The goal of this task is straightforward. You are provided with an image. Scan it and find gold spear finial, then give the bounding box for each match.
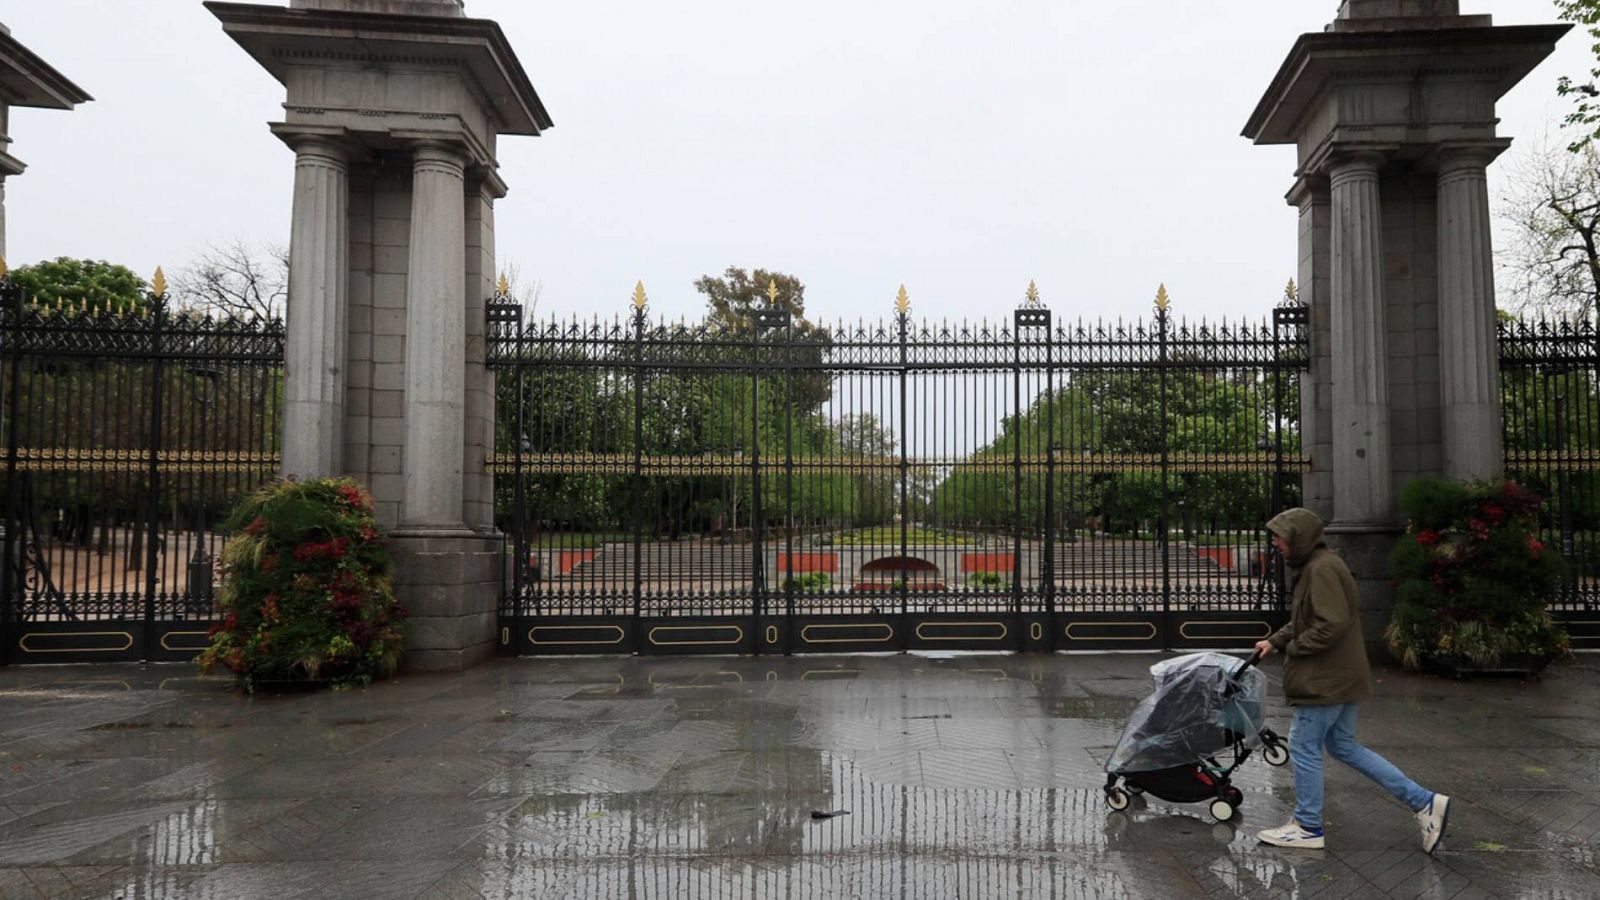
[1285,278,1298,302]
[1155,283,1170,313]
[497,271,511,297]
[0,255,8,280]
[1025,280,1040,307]
[767,279,779,304]
[632,280,647,311]
[895,284,910,316]
[152,267,168,297]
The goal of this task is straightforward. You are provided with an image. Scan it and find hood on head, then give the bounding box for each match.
[1266,507,1326,565]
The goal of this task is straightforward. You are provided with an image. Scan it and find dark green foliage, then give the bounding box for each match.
[199,478,408,690]
[784,572,831,592]
[1386,477,1570,670]
[11,258,148,313]
[1397,478,1471,532]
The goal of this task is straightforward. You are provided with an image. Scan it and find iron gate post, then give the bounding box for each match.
[897,305,910,653]
[1012,318,1025,652]
[783,311,794,656]
[141,289,168,663]
[1156,290,1172,651]
[0,279,19,665]
[632,304,646,652]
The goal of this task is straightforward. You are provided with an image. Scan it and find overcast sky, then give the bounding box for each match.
[1,0,1590,327]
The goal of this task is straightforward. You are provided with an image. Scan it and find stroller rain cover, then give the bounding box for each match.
[1105,652,1267,775]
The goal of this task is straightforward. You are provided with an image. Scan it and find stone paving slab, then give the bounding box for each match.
[0,653,1598,898]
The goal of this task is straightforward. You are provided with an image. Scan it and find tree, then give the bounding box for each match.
[10,257,147,313]
[171,240,287,319]
[693,267,833,412]
[1498,140,1600,318]
[1555,0,1600,153]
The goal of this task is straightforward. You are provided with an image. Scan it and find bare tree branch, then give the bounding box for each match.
[171,239,288,320]
[1497,137,1600,320]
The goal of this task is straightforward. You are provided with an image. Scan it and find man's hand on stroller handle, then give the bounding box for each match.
[1253,640,1275,657]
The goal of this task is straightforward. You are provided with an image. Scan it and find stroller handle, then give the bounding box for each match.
[1222,648,1265,697]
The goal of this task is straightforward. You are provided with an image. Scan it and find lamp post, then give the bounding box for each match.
[185,366,222,613]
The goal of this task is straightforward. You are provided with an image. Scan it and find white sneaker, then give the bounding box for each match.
[1257,821,1326,849]
[1416,794,1450,854]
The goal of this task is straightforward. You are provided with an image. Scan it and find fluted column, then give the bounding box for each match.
[1329,152,1392,525]
[1438,147,1503,481]
[402,142,468,528]
[283,137,349,478]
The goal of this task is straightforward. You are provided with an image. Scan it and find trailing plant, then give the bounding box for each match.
[198,478,408,690]
[1386,477,1569,670]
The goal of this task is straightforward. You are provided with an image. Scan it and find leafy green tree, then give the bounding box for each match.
[694,267,833,412]
[1556,0,1600,153]
[10,257,148,313]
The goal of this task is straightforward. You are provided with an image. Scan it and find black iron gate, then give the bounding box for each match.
[0,273,284,664]
[488,284,1308,655]
[1500,315,1600,650]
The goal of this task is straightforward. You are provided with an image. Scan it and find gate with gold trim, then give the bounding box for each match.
[0,272,284,664]
[488,282,1308,656]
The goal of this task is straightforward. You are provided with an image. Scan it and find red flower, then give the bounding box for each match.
[331,537,350,560]
[359,525,377,542]
[222,613,238,632]
[1527,534,1545,558]
[244,516,268,536]
[1482,503,1505,525]
[261,554,279,575]
[1415,530,1440,547]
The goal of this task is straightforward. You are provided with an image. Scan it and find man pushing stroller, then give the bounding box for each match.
[1253,508,1451,853]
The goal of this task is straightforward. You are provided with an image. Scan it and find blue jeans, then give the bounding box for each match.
[1289,703,1432,831]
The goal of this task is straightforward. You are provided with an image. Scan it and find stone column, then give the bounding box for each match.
[1437,147,1503,481]
[402,142,468,529]
[1329,152,1392,525]
[283,137,350,478]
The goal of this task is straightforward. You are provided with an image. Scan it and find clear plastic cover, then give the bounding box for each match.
[1105,652,1267,774]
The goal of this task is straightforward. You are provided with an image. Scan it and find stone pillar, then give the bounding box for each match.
[1328,152,1393,526]
[1291,178,1334,523]
[402,142,468,529]
[283,137,350,479]
[1437,147,1504,481]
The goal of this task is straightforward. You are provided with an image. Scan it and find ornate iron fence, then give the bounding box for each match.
[488,283,1309,655]
[0,272,285,663]
[1500,315,1600,648]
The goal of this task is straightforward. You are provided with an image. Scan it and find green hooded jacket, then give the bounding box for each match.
[1265,508,1372,706]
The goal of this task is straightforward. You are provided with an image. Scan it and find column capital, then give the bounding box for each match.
[1327,150,1387,184]
[409,140,470,175]
[270,124,355,167]
[1436,142,1508,179]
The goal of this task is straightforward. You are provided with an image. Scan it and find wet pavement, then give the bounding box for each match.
[0,653,1598,899]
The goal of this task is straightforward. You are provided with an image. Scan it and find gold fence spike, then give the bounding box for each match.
[497,271,510,297]
[895,284,910,316]
[632,280,648,310]
[0,255,8,280]
[152,267,168,297]
[1026,280,1040,306]
[1285,278,1298,302]
[1155,284,1170,313]
[767,279,779,303]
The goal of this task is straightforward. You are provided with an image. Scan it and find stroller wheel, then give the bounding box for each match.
[1105,788,1131,812]
[1225,786,1244,807]
[1209,799,1235,822]
[1263,742,1289,767]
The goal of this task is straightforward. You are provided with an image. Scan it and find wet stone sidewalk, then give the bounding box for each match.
[0,653,1598,900]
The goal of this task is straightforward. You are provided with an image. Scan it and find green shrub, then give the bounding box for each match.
[198,478,408,690]
[966,572,1007,589]
[784,572,831,592]
[1386,477,1569,670]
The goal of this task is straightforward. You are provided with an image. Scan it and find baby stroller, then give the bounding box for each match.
[1103,650,1288,822]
